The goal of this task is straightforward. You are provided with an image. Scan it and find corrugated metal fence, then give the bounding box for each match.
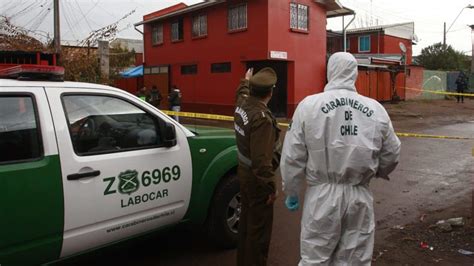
[406,70,473,100]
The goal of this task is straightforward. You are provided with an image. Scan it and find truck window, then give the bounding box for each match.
[62,95,164,155]
[0,96,42,164]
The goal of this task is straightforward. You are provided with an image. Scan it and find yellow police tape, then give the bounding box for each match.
[405,87,474,97]
[395,132,473,140]
[163,110,474,140]
[163,110,234,121]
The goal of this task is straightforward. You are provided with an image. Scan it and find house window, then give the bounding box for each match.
[345,38,350,50]
[144,66,168,74]
[152,24,163,45]
[181,64,197,75]
[290,3,308,31]
[228,4,247,31]
[211,62,231,73]
[359,35,370,52]
[171,19,184,42]
[192,14,207,37]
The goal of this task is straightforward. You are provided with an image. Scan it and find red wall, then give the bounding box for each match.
[143,0,329,116]
[405,65,424,100]
[346,32,383,54]
[115,77,143,94]
[383,35,413,64]
[144,1,269,114]
[267,0,328,114]
[338,32,412,64]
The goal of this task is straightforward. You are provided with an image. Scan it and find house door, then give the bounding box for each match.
[144,65,169,109]
[246,61,287,117]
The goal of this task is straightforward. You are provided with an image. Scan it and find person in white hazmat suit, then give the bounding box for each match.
[281,52,401,265]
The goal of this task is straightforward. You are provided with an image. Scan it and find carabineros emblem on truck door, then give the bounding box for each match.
[118,170,140,195]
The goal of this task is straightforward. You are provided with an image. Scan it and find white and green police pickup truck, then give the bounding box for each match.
[0,66,240,265]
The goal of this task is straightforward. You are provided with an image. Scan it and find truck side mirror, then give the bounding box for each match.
[162,122,177,147]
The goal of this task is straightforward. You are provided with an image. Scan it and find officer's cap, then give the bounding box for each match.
[250,67,277,93]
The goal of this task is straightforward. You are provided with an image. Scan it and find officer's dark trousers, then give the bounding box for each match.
[237,166,274,266]
[456,89,464,103]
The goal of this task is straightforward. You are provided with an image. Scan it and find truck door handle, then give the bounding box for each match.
[67,170,101,180]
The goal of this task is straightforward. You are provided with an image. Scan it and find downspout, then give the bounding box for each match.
[343,14,356,52]
[134,24,144,66]
[134,25,143,35]
[377,29,381,54]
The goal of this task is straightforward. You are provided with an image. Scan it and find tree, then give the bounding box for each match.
[416,43,469,71]
[109,43,136,80]
[0,15,50,51]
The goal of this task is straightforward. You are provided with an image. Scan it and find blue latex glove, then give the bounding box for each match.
[285,195,299,211]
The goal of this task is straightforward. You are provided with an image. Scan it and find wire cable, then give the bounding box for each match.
[74,0,93,31]
[62,3,80,41]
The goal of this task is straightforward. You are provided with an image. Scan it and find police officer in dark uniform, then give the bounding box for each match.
[455,71,469,103]
[234,67,281,266]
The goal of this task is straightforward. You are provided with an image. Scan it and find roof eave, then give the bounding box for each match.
[326,7,355,18]
[135,0,225,26]
[315,0,355,18]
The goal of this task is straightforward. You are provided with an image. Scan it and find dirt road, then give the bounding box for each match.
[58,99,474,266]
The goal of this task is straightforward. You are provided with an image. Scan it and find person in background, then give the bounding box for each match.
[136,86,149,102]
[168,85,182,122]
[149,85,163,108]
[455,71,469,103]
[281,52,401,266]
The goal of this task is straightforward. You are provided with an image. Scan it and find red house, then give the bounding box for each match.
[135,0,352,117]
[326,22,420,102]
[327,22,417,64]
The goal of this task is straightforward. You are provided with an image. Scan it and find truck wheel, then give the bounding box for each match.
[207,173,240,248]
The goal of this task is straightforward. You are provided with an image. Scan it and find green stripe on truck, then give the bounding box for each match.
[0,155,64,265]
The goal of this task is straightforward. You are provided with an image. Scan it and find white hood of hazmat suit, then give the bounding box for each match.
[281,52,401,266]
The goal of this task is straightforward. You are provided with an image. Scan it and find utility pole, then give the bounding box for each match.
[470,25,474,74]
[98,40,110,81]
[53,0,61,55]
[443,22,446,47]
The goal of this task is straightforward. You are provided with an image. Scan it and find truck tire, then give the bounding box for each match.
[206,173,240,249]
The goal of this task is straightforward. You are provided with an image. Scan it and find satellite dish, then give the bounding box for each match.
[399,42,407,53]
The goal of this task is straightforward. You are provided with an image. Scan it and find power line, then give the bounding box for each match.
[96,2,119,19]
[64,1,86,36]
[63,0,100,37]
[2,0,27,14]
[31,2,53,32]
[23,2,52,30]
[62,3,79,41]
[74,0,93,31]
[9,1,41,19]
[347,0,444,26]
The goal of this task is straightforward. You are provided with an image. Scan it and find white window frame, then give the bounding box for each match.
[358,35,371,52]
[290,2,309,31]
[228,3,247,31]
[192,14,207,37]
[151,24,163,45]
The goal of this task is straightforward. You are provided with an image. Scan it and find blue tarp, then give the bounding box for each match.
[120,65,143,78]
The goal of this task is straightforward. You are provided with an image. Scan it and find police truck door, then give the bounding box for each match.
[45,87,192,257]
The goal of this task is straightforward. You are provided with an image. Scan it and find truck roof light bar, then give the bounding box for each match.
[0,65,65,81]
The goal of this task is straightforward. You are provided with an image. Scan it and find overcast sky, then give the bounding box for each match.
[1,0,473,56]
